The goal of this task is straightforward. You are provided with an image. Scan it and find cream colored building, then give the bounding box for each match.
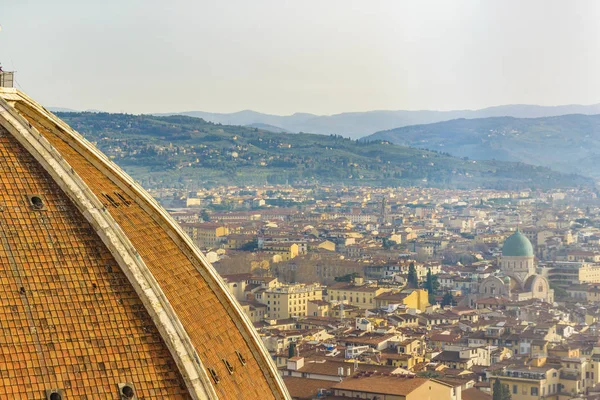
[258,283,323,319]
[180,221,228,249]
[545,261,600,286]
[307,300,330,317]
[332,375,456,400]
[327,281,392,309]
[263,243,299,262]
[375,289,430,312]
[490,364,560,400]
[239,301,268,323]
[579,264,600,283]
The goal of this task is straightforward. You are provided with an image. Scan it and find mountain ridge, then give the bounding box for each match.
[362,113,600,179]
[52,103,600,139]
[53,111,593,190]
[153,103,600,139]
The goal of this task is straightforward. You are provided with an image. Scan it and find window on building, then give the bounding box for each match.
[513,385,517,394]
[531,387,538,396]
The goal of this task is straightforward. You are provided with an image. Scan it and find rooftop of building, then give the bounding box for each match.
[502,229,534,257]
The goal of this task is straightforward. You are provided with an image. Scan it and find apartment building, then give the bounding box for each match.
[327,281,392,309]
[180,221,228,249]
[257,283,323,319]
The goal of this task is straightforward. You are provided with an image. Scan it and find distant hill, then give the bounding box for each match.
[244,123,290,133]
[363,114,600,179]
[49,107,105,113]
[54,112,592,190]
[49,107,78,112]
[155,104,600,139]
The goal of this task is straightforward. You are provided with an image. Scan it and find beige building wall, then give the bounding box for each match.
[333,379,452,400]
[580,265,600,283]
[494,369,560,400]
[328,286,392,309]
[181,223,229,249]
[407,380,454,400]
[501,255,535,283]
[262,284,322,319]
[264,243,299,261]
[307,301,329,317]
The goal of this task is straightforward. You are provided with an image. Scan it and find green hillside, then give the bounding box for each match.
[363,114,600,179]
[56,112,593,190]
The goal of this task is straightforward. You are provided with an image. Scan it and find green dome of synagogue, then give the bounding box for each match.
[502,230,534,257]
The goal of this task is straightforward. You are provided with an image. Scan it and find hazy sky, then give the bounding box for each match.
[2,0,600,115]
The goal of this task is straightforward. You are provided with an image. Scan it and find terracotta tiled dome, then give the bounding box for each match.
[0,88,289,399]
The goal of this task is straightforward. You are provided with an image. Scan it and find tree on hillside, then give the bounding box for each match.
[240,239,258,251]
[200,209,210,222]
[441,292,456,307]
[407,262,418,288]
[335,272,359,283]
[382,238,397,250]
[492,378,511,400]
[422,268,439,303]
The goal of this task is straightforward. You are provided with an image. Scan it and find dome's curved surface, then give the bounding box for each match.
[502,230,534,257]
[0,88,290,399]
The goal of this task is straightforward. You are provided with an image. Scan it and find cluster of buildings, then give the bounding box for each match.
[162,185,600,399]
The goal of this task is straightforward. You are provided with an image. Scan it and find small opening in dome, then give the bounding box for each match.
[223,358,235,374]
[29,195,46,210]
[236,350,247,366]
[114,191,132,206]
[121,385,135,398]
[102,193,119,208]
[49,393,62,400]
[208,368,220,384]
